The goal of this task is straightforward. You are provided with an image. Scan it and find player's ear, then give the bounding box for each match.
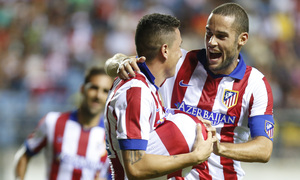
[238,32,248,46]
[160,44,168,61]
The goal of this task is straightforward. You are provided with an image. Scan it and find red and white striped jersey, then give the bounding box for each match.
[105,63,214,180]
[104,65,210,179]
[146,112,210,180]
[25,111,110,180]
[160,49,274,180]
[104,63,165,179]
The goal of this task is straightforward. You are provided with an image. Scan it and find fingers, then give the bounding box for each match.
[125,60,136,77]
[118,63,130,79]
[192,123,204,152]
[130,56,146,75]
[196,123,204,141]
[117,56,145,79]
[137,56,146,63]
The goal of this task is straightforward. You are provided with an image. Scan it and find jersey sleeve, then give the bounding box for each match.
[114,82,154,151]
[24,116,48,156]
[248,75,274,140]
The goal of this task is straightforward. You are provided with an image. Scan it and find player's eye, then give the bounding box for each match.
[103,89,109,93]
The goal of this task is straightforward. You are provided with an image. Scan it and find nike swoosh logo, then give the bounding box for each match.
[179,80,191,87]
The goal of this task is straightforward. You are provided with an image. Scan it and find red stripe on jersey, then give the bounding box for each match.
[111,156,125,180]
[262,77,273,114]
[220,66,252,180]
[72,169,82,180]
[171,51,198,108]
[174,177,184,180]
[197,74,222,111]
[196,74,221,179]
[193,162,212,180]
[50,112,70,180]
[248,94,254,117]
[71,129,91,179]
[77,130,90,156]
[126,87,142,139]
[155,120,190,178]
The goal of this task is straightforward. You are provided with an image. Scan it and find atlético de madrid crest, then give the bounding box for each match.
[222,89,239,108]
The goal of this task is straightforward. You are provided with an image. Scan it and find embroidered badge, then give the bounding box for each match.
[223,89,239,108]
[265,120,274,139]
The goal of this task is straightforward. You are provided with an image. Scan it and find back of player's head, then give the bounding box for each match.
[135,13,181,61]
[84,67,108,84]
[212,3,249,35]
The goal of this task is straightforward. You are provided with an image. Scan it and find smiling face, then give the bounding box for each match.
[81,74,113,116]
[205,13,246,75]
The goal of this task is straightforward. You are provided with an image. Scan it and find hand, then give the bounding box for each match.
[197,116,217,142]
[213,138,221,156]
[196,116,222,156]
[118,56,146,80]
[191,123,214,164]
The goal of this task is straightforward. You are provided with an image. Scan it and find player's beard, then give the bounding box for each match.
[207,40,239,74]
[80,99,103,120]
[209,53,236,74]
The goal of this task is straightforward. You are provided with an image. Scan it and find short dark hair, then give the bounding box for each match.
[84,67,107,84]
[135,13,180,61]
[212,3,249,35]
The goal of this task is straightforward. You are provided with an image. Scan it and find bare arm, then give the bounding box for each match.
[214,136,273,163]
[122,124,215,180]
[104,53,145,79]
[14,145,31,180]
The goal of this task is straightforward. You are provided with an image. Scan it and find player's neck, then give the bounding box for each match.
[147,60,167,87]
[77,109,101,129]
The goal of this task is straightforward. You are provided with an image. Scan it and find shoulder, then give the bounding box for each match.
[42,111,71,125]
[180,48,206,65]
[117,74,152,91]
[110,75,154,103]
[246,66,268,83]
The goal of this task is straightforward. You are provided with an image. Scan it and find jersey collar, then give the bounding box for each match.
[198,49,246,80]
[138,62,159,90]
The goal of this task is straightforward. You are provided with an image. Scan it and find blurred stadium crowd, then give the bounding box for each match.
[0,0,300,166]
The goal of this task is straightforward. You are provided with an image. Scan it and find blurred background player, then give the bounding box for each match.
[105,3,274,179]
[104,13,216,180]
[14,67,113,180]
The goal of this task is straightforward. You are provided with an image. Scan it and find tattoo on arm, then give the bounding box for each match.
[129,150,144,165]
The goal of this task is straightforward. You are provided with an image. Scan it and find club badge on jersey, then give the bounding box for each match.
[265,120,274,139]
[223,89,239,108]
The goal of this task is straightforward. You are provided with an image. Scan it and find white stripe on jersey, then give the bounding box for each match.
[57,120,81,179]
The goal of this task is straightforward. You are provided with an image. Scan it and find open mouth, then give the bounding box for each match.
[209,52,222,60]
